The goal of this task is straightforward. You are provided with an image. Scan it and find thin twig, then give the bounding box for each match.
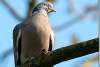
[54,5,97,32]
[1,0,24,21]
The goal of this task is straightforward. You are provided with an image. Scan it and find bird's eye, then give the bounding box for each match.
[43,3,46,6]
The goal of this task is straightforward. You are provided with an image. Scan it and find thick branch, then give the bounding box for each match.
[27,0,36,16]
[38,38,99,66]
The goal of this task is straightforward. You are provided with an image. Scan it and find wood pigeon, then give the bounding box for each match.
[13,2,56,67]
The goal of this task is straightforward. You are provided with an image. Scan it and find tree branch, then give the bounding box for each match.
[29,38,99,67]
[1,0,24,21]
[54,5,97,32]
[0,48,13,63]
[27,0,37,16]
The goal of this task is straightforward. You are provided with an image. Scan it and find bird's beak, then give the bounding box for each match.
[51,9,56,12]
[48,8,56,13]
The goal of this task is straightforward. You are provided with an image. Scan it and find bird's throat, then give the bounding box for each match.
[38,9,48,16]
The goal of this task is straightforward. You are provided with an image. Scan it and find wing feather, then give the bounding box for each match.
[13,24,21,67]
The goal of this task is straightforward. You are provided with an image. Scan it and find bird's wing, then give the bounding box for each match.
[48,32,55,51]
[13,23,21,67]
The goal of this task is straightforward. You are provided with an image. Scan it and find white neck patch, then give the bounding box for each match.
[32,9,48,16]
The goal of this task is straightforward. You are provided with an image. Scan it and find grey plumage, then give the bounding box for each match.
[13,2,55,67]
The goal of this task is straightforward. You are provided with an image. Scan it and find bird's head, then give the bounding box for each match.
[32,2,56,14]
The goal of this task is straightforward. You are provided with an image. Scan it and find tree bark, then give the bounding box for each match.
[37,38,99,66]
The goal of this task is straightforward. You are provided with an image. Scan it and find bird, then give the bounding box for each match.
[13,2,56,67]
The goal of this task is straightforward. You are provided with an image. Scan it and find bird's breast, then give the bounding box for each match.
[21,14,53,59]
